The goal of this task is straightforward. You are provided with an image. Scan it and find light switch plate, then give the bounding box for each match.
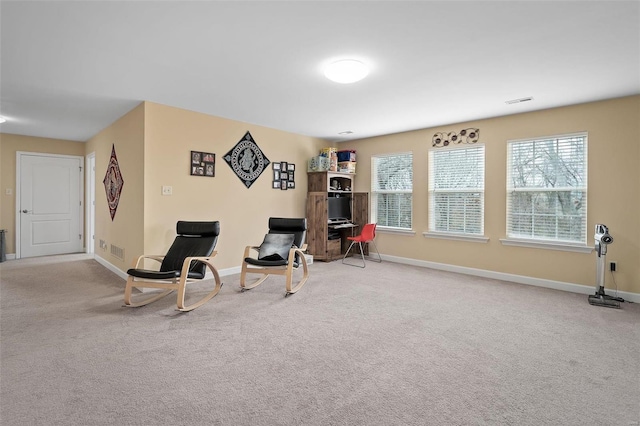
[5,188,12,195]
[161,186,172,196]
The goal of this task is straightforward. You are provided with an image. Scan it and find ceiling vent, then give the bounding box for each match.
[505,97,534,104]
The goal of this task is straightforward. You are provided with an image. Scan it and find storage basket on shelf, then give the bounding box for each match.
[308,155,331,172]
[337,150,356,162]
[319,147,337,157]
[338,161,356,174]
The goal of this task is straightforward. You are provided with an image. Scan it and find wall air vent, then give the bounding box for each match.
[110,244,125,260]
[505,97,534,105]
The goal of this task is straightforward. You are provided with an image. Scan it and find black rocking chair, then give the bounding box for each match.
[123,221,222,311]
[240,217,309,296]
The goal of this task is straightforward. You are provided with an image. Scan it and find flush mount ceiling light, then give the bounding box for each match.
[338,131,353,135]
[324,60,369,84]
[0,116,6,124]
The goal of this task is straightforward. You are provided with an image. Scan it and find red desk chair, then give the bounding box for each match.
[342,223,382,268]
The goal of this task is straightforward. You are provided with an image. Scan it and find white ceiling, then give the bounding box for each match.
[1,1,638,143]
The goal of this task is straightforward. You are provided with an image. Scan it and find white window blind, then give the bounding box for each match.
[506,134,587,243]
[371,153,413,230]
[428,145,485,235]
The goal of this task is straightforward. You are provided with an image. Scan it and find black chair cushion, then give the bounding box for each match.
[244,257,290,267]
[126,268,206,280]
[258,233,295,261]
[158,221,220,277]
[268,217,306,249]
[128,221,220,281]
[245,233,295,267]
[244,218,306,268]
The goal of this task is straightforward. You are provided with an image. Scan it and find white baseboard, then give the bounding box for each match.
[94,254,241,282]
[94,254,128,280]
[3,253,16,261]
[92,252,639,303]
[379,254,640,304]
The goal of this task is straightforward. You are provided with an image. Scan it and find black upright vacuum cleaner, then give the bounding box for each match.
[588,224,624,308]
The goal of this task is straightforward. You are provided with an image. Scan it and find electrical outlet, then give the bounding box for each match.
[610,261,617,272]
[161,186,172,196]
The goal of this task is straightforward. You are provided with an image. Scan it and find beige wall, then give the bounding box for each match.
[0,133,85,254]
[143,102,326,269]
[342,95,640,294]
[85,103,145,271]
[3,96,638,297]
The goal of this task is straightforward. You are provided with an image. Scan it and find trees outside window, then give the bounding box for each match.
[371,153,413,230]
[428,145,485,235]
[507,134,587,243]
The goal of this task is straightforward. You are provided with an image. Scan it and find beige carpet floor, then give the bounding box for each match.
[1,254,639,425]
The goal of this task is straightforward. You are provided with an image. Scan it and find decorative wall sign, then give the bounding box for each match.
[103,144,124,221]
[272,162,295,190]
[432,128,480,147]
[190,151,215,177]
[224,131,270,188]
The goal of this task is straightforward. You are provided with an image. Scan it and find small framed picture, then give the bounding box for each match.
[273,162,281,171]
[272,181,281,189]
[280,180,288,190]
[281,172,289,180]
[280,161,287,172]
[287,180,295,189]
[190,151,215,177]
[274,170,280,180]
[287,163,295,171]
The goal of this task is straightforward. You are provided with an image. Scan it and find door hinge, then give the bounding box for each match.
[79,166,83,172]
[79,234,82,240]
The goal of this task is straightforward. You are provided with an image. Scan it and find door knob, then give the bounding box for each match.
[22,209,30,213]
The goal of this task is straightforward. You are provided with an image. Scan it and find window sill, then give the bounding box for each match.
[500,238,593,253]
[376,227,416,236]
[423,232,489,243]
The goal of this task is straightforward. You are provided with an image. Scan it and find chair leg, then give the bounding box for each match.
[342,240,366,268]
[176,261,224,312]
[368,240,382,263]
[123,276,175,308]
[285,249,310,296]
[342,241,357,264]
[240,265,270,291]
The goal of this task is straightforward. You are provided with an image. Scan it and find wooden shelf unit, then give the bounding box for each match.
[308,171,355,193]
[306,172,368,262]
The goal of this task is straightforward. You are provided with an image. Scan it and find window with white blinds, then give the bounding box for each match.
[371,152,413,230]
[506,134,587,243]
[428,145,485,235]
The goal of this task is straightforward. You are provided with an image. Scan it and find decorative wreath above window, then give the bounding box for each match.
[432,128,480,147]
[224,131,270,188]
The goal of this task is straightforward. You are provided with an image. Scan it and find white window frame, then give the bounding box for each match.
[371,152,413,232]
[425,144,487,243]
[502,132,589,253]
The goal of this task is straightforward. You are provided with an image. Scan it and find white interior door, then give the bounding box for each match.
[86,153,96,254]
[17,153,84,258]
